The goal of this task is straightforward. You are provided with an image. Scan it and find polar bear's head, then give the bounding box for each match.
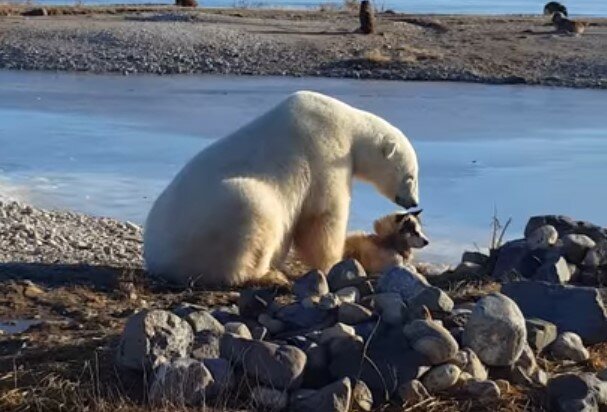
[354,116,419,209]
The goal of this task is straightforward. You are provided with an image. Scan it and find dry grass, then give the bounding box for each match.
[395,44,444,61]
[363,48,392,63]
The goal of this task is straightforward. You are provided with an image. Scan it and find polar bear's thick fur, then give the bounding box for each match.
[144,91,419,286]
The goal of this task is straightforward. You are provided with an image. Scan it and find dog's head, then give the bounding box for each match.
[373,209,429,249]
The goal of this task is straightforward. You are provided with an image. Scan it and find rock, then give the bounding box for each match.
[597,369,607,381]
[251,386,289,411]
[563,234,596,264]
[491,239,530,280]
[582,245,607,269]
[318,293,341,310]
[551,332,590,362]
[224,322,252,339]
[336,286,360,303]
[191,331,221,360]
[116,310,193,371]
[202,358,233,398]
[357,280,375,297]
[370,293,406,325]
[526,225,559,250]
[502,281,607,344]
[238,288,276,319]
[407,286,454,313]
[421,364,461,393]
[290,378,352,412]
[452,261,485,277]
[294,270,330,300]
[183,310,225,335]
[527,215,607,243]
[220,334,306,389]
[276,303,331,329]
[463,379,501,399]
[320,323,356,344]
[462,251,490,266]
[252,326,268,340]
[149,358,214,406]
[491,342,541,386]
[534,256,571,284]
[526,318,558,353]
[258,313,285,335]
[303,343,331,388]
[211,306,240,324]
[352,380,373,411]
[338,302,373,325]
[463,293,527,366]
[327,259,367,291]
[397,379,430,404]
[454,348,488,380]
[376,266,429,300]
[548,373,607,411]
[403,319,459,365]
[328,336,365,380]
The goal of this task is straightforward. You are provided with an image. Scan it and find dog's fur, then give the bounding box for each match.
[552,12,588,35]
[344,210,429,274]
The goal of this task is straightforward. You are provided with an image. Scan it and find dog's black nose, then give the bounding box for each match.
[423,239,429,246]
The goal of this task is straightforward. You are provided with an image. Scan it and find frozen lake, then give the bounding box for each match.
[1,71,606,263]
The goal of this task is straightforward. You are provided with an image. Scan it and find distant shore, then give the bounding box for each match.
[0,5,607,88]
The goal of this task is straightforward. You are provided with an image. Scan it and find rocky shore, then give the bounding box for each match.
[0,6,606,88]
[2,200,607,411]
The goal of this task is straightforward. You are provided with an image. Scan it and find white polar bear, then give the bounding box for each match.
[144,91,419,287]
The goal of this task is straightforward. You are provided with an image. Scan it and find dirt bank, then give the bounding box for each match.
[0,6,606,88]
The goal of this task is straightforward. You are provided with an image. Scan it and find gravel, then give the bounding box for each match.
[0,8,606,88]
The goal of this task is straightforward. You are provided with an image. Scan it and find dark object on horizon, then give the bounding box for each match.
[359,0,376,35]
[21,8,48,17]
[552,12,588,35]
[175,0,198,7]
[543,1,568,17]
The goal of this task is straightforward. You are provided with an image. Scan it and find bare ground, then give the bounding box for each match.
[0,5,606,87]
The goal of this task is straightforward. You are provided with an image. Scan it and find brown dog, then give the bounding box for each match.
[344,210,429,274]
[553,12,589,35]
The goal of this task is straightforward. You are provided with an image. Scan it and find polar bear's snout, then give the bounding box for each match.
[395,176,419,209]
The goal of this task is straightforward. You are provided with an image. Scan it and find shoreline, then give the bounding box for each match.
[1,6,606,88]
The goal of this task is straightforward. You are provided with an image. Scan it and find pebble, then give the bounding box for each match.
[421,363,461,393]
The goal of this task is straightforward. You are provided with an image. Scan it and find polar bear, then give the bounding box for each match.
[144,91,419,287]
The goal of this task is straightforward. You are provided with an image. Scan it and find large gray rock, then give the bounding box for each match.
[116,310,194,371]
[220,334,306,389]
[183,310,225,335]
[338,302,374,325]
[238,288,276,319]
[369,293,406,325]
[403,319,459,365]
[526,225,559,250]
[294,270,330,300]
[275,302,331,330]
[202,358,233,398]
[548,373,607,412]
[491,239,532,280]
[463,293,527,366]
[526,215,607,243]
[533,256,571,284]
[327,259,367,291]
[562,234,596,264]
[421,363,461,393]
[490,342,542,386]
[290,378,352,412]
[376,265,429,300]
[191,331,221,360]
[377,266,453,313]
[502,281,607,344]
[303,343,331,389]
[551,332,590,362]
[149,358,214,406]
[526,318,558,353]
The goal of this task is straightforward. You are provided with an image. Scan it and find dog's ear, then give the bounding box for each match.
[409,209,423,218]
[394,213,407,223]
[374,214,397,237]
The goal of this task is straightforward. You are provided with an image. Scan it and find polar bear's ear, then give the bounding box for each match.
[382,140,398,159]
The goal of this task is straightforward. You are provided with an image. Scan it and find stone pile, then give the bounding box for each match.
[114,251,607,410]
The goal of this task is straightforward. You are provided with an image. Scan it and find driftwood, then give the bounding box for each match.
[359,0,375,34]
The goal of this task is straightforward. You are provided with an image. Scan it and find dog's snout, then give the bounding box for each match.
[422,238,429,246]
